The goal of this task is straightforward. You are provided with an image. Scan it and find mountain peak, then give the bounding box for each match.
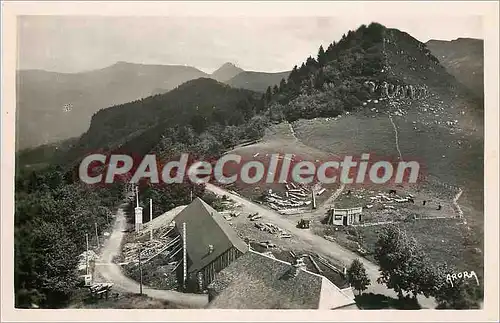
[211,62,244,82]
[218,62,241,70]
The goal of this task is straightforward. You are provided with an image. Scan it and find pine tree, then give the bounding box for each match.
[299,62,307,75]
[265,86,272,102]
[279,78,286,91]
[306,56,317,68]
[347,259,371,295]
[288,65,299,83]
[326,43,334,56]
[273,84,279,94]
[314,68,325,89]
[317,45,326,66]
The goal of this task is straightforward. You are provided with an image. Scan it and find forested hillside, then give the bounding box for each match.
[63,78,267,165]
[14,166,124,308]
[261,23,481,122]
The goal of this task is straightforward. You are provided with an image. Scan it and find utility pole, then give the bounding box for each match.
[85,233,89,275]
[182,222,187,289]
[95,222,100,249]
[138,246,143,295]
[149,198,153,241]
[136,185,139,208]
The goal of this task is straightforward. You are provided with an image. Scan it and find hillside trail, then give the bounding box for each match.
[94,202,209,308]
[206,183,437,309]
[453,188,465,221]
[326,183,346,206]
[387,114,403,161]
[286,121,299,142]
[387,112,466,220]
[312,183,346,216]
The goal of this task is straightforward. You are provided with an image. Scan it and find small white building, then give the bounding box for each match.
[327,207,363,226]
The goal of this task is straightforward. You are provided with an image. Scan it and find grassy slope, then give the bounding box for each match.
[223,122,340,199]
[293,111,483,196]
[426,38,484,98]
[293,110,483,276]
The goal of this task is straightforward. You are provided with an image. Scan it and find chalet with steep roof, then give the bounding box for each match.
[207,250,358,309]
[173,197,248,291]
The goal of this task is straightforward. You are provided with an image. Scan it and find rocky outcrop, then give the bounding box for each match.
[363,80,428,100]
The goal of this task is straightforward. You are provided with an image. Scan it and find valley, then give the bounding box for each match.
[16,62,286,151]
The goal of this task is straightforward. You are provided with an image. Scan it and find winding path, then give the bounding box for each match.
[287,121,299,142]
[388,114,403,161]
[94,202,209,308]
[388,114,465,219]
[313,183,346,216]
[453,188,464,219]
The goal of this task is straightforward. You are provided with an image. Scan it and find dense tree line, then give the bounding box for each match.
[14,166,125,308]
[259,22,460,122]
[259,23,388,121]
[151,114,269,160]
[374,225,483,309]
[346,225,483,308]
[65,78,265,163]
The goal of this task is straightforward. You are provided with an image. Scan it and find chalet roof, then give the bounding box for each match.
[207,250,357,309]
[173,197,247,273]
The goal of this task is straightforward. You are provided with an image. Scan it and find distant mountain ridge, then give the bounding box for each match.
[17,32,483,153]
[153,63,289,95]
[210,62,244,82]
[17,62,209,150]
[227,70,290,93]
[425,38,483,98]
[17,61,290,150]
[63,77,263,164]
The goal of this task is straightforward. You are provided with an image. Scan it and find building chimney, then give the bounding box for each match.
[208,244,214,254]
[291,257,307,277]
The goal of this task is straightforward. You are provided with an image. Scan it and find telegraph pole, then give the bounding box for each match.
[182,222,187,289]
[95,222,100,249]
[138,246,143,295]
[85,233,89,275]
[149,198,153,241]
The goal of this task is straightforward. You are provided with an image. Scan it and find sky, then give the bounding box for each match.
[17,16,483,74]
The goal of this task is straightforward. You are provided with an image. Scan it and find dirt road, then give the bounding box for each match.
[206,183,437,309]
[94,202,209,308]
[314,183,345,215]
